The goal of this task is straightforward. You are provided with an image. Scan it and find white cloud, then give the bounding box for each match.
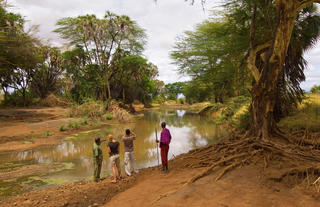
[7,0,320,88]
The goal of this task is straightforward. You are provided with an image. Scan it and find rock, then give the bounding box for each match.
[93,203,99,206]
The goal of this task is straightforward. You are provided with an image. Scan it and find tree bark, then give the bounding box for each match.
[249,0,298,139]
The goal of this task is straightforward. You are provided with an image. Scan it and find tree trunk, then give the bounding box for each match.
[249,1,298,139]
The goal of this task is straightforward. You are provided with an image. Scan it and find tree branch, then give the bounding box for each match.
[298,0,320,11]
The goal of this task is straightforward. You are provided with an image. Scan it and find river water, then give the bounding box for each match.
[0,109,229,198]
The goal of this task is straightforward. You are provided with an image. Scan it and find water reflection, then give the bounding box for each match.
[0,109,229,196]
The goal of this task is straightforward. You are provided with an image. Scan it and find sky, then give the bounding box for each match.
[7,0,320,91]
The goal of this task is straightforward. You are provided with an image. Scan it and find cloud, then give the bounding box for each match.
[8,0,320,88]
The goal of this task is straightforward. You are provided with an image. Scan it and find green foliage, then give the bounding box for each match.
[279,94,320,132]
[153,96,165,104]
[59,125,66,131]
[165,82,186,100]
[43,131,52,136]
[80,119,88,126]
[311,85,320,94]
[106,114,113,120]
[74,122,80,129]
[201,96,251,130]
[68,121,74,129]
[178,99,185,104]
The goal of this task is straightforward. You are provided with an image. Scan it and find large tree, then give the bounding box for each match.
[55,12,146,100]
[246,0,320,138]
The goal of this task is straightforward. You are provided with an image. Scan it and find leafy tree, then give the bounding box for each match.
[31,46,64,98]
[165,82,186,100]
[55,12,146,100]
[311,85,320,93]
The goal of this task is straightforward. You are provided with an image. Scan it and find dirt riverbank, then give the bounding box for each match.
[0,142,319,207]
[0,106,319,206]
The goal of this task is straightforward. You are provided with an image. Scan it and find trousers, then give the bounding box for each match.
[124,151,139,176]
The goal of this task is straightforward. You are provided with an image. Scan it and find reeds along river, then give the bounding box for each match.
[0,109,229,198]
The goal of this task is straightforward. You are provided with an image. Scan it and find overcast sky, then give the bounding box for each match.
[8,0,320,91]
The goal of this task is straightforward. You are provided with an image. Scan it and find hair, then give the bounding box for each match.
[107,134,113,142]
[125,129,130,135]
[95,137,101,144]
[161,122,166,128]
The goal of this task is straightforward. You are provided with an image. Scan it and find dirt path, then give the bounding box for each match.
[104,164,319,207]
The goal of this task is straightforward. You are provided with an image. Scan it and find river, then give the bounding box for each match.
[0,109,229,198]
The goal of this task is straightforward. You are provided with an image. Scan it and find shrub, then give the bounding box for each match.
[69,100,106,118]
[106,114,113,120]
[80,119,88,126]
[59,125,66,131]
[178,99,185,104]
[68,121,74,129]
[74,122,80,129]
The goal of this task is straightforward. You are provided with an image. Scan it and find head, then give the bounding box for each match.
[95,137,101,145]
[161,122,166,129]
[125,129,130,136]
[107,134,113,142]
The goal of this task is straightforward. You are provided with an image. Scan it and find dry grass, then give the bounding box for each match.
[108,100,132,122]
[39,94,71,107]
[69,100,106,118]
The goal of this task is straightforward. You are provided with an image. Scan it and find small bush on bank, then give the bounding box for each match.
[178,99,185,104]
[106,114,113,120]
[59,125,66,131]
[68,121,74,129]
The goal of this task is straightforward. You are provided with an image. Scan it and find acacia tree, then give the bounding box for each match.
[246,0,320,138]
[55,12,146,100]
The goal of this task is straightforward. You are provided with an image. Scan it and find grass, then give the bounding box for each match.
[279,94,320,132]
[43,131,52,136]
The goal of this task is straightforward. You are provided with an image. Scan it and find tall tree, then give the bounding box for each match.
[55,12,146,100]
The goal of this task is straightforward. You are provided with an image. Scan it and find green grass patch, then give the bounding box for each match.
[43,131,52,136]
[279,94,320,132]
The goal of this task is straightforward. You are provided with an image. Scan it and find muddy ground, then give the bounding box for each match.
[0,107,111,153]
[0,107,319,206]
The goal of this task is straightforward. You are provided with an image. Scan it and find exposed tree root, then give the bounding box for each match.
[177,132,320,192]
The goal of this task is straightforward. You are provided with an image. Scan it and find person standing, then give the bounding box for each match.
[107,134,122,183]
[93,137,103,182]
[122,129,139,176]
[157,122,172,172]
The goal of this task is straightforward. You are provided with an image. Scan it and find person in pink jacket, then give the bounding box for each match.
[157,122,172,172]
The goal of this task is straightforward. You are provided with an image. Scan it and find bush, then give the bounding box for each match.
[68,121,74,129]
[59,125,66,131]
[80,119,88,126]
[38,94,71,107]
[74,121,80,129]
[106,114,113,120]
[178,99,185,104]
[69,100,107,118]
